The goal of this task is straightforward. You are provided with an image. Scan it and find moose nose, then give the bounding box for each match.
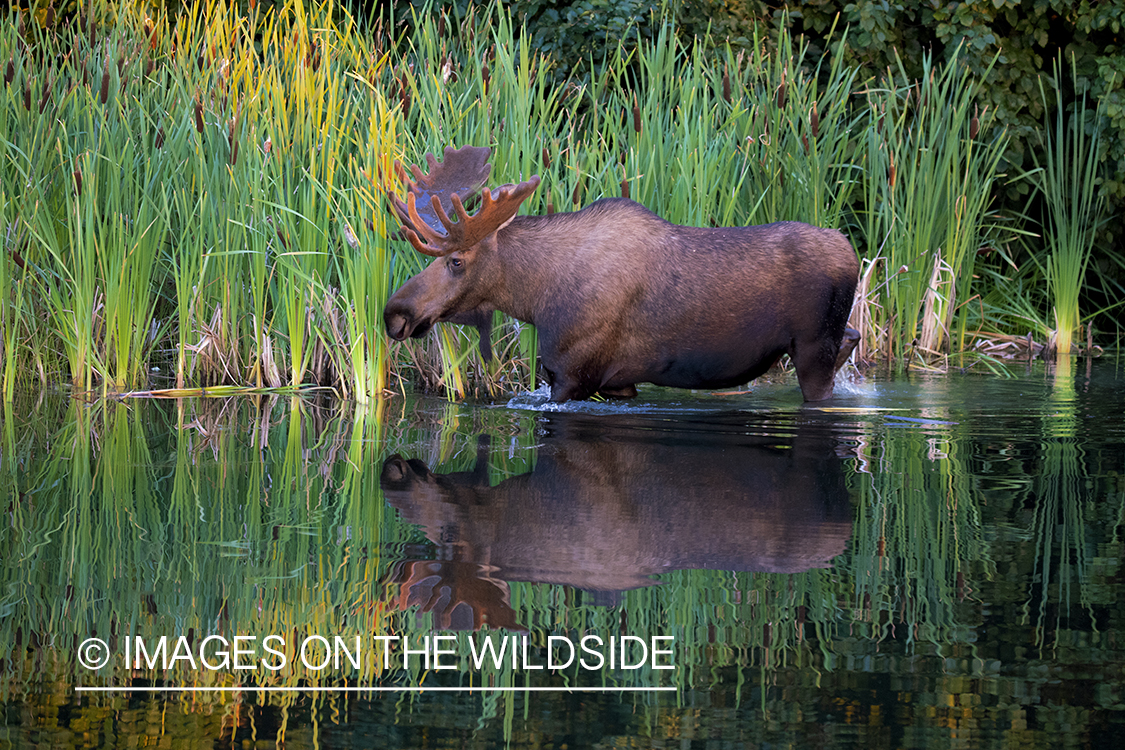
[384,310,410,340]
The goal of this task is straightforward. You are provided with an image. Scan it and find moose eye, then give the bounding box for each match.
[448,257,464,272]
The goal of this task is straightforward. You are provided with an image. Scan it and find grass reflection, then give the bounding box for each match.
[1,374,1123,746]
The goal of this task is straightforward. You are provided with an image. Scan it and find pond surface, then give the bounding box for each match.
[2,359,1125,749]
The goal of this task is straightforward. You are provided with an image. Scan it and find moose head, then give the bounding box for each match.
[383,146,538,348]
[383,146,860,402]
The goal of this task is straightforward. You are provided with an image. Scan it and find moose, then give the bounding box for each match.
[384,146,860,402]
[380,411,854,629]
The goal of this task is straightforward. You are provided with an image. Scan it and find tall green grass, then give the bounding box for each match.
[853,47,1010,365]
[1029,58,1108,359]
[0,1,1111,402]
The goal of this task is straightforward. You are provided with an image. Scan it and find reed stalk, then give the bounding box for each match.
[0,0,1104,400]
[1030,57,1107,358]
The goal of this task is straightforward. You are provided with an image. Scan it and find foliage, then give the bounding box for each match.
[0,0,1118,402]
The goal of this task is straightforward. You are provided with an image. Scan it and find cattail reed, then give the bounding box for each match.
[99,60,110,105]
[481,61,490,94]
[547,200,555,215]
[23,78,31,111]
[307,41,321,72]
[722,63,730,103]
[4,57,13,87]
[776,70,786,109]
[632,96,641,134]
[39,70,50,114]
[45,5,55,28]
[194,93,205,135]
[810,101,819,138]
[889,155,896,189]
[398,71,411,117]
[155,126,165,149]
[970,105,979,139]
[620,177,630,199]
[229,120,239,165]
[571,174,582,206]
[541,147,550,170]
[73,170,82,197]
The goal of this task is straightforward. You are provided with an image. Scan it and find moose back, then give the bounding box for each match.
[384,146,860,402]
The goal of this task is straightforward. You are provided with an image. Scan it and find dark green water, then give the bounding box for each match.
[2,360,1124,749]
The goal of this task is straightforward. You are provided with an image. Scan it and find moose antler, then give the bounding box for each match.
[388,145,540,257]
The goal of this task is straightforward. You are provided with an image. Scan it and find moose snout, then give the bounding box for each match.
[383,307,411,340]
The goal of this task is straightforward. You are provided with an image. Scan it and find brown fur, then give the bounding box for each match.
[385,197,860,402]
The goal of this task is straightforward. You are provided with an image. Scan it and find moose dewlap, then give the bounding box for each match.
[383,146,860,402]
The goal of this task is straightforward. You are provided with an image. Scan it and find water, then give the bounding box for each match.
[2,360,1124,748]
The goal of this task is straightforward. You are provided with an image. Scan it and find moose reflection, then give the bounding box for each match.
[380,412,853,630]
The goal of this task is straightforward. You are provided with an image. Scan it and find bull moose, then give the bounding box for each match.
[380,411,854,629]
[383,146,860,402]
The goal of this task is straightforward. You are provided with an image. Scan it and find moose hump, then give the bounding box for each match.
[380,411,854,629]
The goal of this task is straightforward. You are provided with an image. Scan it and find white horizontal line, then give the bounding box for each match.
[76,686,676,693]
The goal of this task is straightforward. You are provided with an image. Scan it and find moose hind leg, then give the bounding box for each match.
[792,337,841,402]
[598,384,637,399]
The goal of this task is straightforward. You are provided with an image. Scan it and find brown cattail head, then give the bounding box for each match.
[4,57,13,87]
[571,174,582,206]
[546,199,555,215]
[307,40,321,72]
[39,69,50,114]
[776,70,786,109]
[145,57,155,78]
[632,96,641,134]
[99,60,110,105]
[73,169,82,197]
[155,126,165,149]
[229,124,239,165]
[620,177,630,199]
[194,93,205,135]
[888,155,896,189]
[398,71,411,117]
[801,133,809,154]
[810,101,819,139]
[970,105,980,140]
[23,78,31,111]
[541,147,550,170]
[722,63,731,103]
[481,61,489,95]
[45,6,55,28]
[437,14,446,39]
